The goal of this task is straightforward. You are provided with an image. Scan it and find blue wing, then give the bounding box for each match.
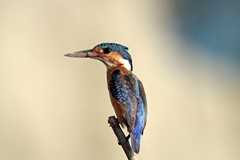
[137,79,147,134]
[131,79,147,153]
[109,69,147,154]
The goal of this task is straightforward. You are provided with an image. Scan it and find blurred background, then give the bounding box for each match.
[0,0,240,160]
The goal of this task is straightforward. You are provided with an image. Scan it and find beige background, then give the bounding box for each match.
[0,1,239,160]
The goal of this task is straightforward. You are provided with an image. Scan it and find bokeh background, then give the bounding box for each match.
[0,0,240,160]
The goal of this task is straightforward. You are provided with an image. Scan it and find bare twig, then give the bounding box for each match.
[108,116,138,160]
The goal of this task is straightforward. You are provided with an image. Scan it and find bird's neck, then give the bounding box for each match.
[118,58,132,71]
[100,56,132,71]
[106,66,132,81]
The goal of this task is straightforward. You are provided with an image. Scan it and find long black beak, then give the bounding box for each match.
[64,49,98,58]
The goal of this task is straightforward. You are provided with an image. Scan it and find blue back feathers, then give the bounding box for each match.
[109,69,146,153]
[96,43,133,71]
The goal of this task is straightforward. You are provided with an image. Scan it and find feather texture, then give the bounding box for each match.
[108,68,147,153]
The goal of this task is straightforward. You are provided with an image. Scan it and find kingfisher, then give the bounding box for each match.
[65,43,147,154]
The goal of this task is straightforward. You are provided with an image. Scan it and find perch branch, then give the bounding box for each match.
[108,116,137,160]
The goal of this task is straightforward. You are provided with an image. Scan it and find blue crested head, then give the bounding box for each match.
[96,43,133,71]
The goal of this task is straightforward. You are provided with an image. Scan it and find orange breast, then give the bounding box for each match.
[109,94,128,128]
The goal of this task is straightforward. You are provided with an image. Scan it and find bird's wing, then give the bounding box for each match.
[137,79,147,134]
[109,69,138,132]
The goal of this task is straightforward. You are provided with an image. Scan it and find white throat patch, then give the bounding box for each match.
[119,58,131,71]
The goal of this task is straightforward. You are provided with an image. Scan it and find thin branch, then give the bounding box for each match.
[108,116,138,160]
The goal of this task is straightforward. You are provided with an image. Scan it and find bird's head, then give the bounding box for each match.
[65,43,133,71]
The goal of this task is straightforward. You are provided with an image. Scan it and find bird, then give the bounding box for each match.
[65,43,147,154]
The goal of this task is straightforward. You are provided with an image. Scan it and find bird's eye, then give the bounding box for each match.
[102,47,112,54]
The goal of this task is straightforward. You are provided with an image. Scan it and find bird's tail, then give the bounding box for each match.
[131,132,141,154]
